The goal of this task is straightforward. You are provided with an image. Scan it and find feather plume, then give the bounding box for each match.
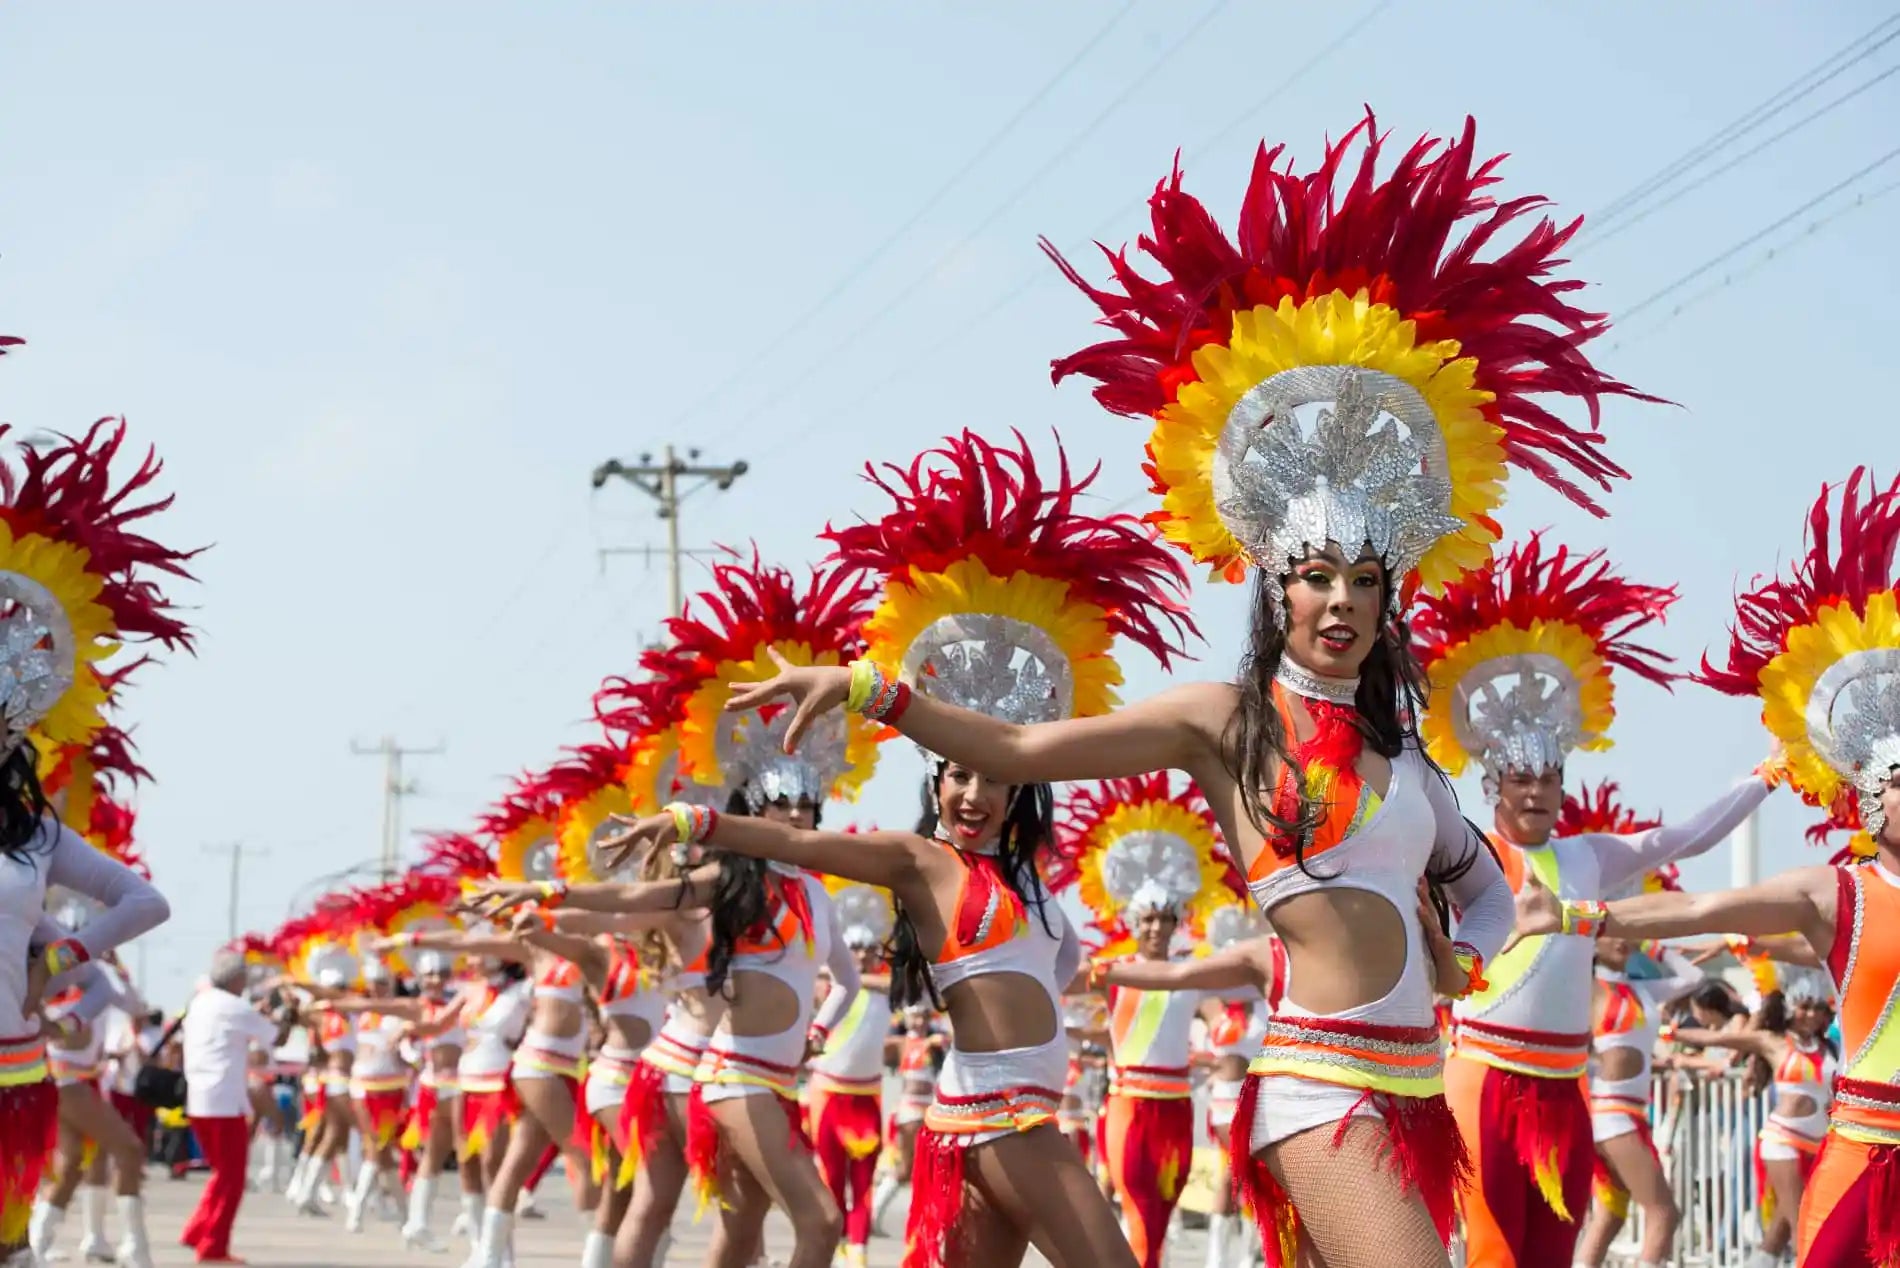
[1043,112,1658,515]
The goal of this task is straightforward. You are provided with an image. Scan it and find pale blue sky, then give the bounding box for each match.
[4,2,1896,1007]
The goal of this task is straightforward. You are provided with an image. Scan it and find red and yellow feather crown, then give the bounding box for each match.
[1698,469,1900,840]
[0,420,197,751]
[641,551,881,809]
[1411,533,1677,782]
[1044,112,1652,599]
[481,768,564,884]
[824,429,1194,726]
[1061,771,1231,936]
[545,737,639,886]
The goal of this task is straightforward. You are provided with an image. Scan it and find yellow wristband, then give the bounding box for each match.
[845,659,877,713]
[669,803,694,845]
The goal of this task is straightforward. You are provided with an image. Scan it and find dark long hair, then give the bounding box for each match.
[1222,567,1485,922]
[885,763,1057,1011]
[677,790,777,1000]
[1,740,54,863]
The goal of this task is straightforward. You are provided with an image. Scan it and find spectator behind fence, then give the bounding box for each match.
[180,950,296,1264]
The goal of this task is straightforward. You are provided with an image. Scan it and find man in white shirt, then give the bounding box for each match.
[179,950,295,1264]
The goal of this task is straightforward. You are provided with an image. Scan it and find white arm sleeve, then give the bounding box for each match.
[1591,775,1772,895]
[1420,759,1514,963]
[44,822,170,959]
[1639,947,1709,1008]
[1053,907,1082,993]
[811,895,860,1035]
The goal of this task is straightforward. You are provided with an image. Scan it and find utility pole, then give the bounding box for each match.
[201,842,269,942]
[590,445,748,619]
[350,736,446,879]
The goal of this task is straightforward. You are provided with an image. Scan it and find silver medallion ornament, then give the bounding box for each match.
[0,572,77,756]
[518,834,559,882]
[832,881,894,948]
[903,613,1074,727]
[1452,655,1585,797]
[1806,649,1900,838]
[719,704,849,812]
[1213,366,1463,624]
[1204,903,1267,951]
[1103,828,1205,918]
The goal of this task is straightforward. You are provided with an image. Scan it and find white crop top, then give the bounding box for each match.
[1246,745,1512,1028]
[458,980,531,1077]
[600,944,670,1036]
[1107,984,1203,1070]
[811,988,894,1081]
[925,861,1082,1032]
[1771,1038,1837,1121]
[721,872,860,1040]
[353,1010,409,1079]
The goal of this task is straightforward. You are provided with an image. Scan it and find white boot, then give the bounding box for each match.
[344,1162,380,1233]
[403,1176,447,1252]
[474,1209,513,1268]
[112,1195,153,1268]
[869,1174,901,1238]
[28,1201,63,1258]
[252,1136,280,1192]
[71,1185,110,1264]
[514,1188,541,1219]
[450,1193,482,1242]
[580,1231,614,1268]
[1205,1212,1232,1268]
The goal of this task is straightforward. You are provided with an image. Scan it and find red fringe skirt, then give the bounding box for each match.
[615,1060,669,1190]
[401,1081,439,1152]
[0,1038,57,1248]
[1229,1074,1468,1268]
[460,1078,520,1160]
[685,1082,810,1218]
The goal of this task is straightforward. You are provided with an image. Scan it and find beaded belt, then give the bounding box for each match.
[1832,1077,1900,1147]
[1249,1015,1446,1097]
[1452,1018,1590,1080]
[0,1036,50,1088]
[923,1085,1061,1138]
[458,1068,511,1096]
[1109,1063,1192,1100]
[513,1044,585,1081]
[351,1072,411,1096]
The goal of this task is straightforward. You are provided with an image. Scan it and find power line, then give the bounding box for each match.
[655,0,1141,439]
[590,445,749,619]
[1583,12,1900,235]
[350,736,446,879]
[1606,173,1900,348]
[1618,143,1900,324]
[1579,60,1900,254]
[201,842,269,942]
[693,0,1240,455]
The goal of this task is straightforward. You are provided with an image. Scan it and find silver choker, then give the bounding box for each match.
[1275,658,1360,706]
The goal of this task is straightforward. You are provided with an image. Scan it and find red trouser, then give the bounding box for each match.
[183,1116,249,1262]
[811,1089,882,1247]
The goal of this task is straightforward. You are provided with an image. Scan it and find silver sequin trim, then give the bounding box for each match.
[1806,650,1900,839]
[0,571,77,755]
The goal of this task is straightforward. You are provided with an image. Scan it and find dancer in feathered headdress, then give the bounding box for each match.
[670,428,1190,1267]
[1515,469,1900,1268]
[2,421,186,1265]
[1410,532,1774,1265]
[1060,772,1227,1268]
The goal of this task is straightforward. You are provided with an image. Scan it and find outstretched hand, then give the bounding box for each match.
[454,882,536,921]
[599,813,679,874]
[722,647,854,753]
[1504,876,1563,957]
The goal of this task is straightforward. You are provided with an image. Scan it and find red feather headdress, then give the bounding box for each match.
[1044,112,1655,588]
[1411,533,1677,779]
[1060,771,1233,934]
[641,550,881,807]
[1,419,200,748]
[824,429,1195,724]
[544,737,640,885]
[480,768,564,883]
[1696,469,1900,835]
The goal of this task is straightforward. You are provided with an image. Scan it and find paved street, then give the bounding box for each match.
[97,1169,1221,1266]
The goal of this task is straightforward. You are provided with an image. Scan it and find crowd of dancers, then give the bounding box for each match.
[4,111,1900,1268]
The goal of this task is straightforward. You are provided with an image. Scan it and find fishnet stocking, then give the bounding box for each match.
[1262,1118,1451,1268]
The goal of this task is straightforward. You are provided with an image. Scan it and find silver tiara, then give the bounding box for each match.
[1101,828,1205,918]
[0,572,77,757]
[1204,903,1268,951]
[1807,649,1900,839]
[718,706,849,811]
[831,881,894,946]
[1451,656,1586,795]
[1213,366,1463,623]
[903,613,1073,728]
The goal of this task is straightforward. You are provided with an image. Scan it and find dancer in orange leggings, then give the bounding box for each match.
[1411,534,1774,1268]
[1514,468,1898,1268]
[1065,773,1229,1268]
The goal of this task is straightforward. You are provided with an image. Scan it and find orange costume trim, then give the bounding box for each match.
[1799,866,1900,1267]
[907,1086,1063,1268]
